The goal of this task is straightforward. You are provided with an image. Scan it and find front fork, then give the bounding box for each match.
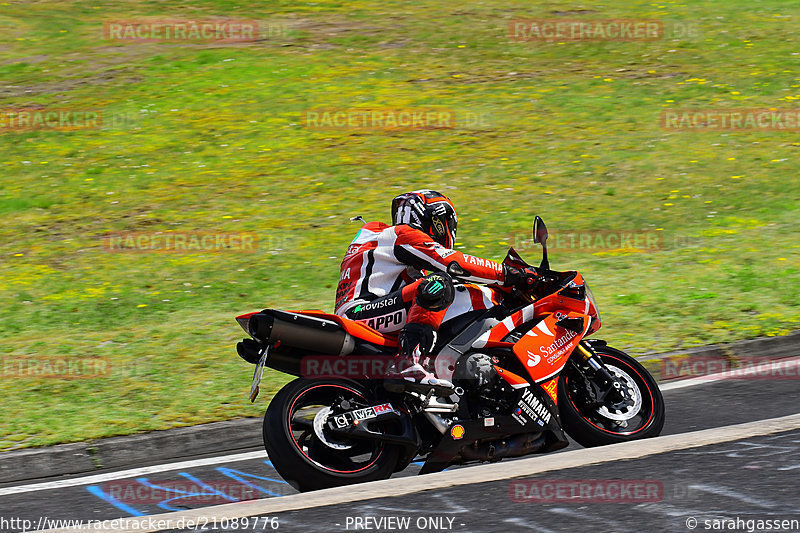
[573,341,625,405]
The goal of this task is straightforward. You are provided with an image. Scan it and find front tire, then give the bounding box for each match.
[263,378,401,492]
[558,345,665,447]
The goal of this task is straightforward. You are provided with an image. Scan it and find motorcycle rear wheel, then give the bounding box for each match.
[263,378,401,492]
[558,345,665,447]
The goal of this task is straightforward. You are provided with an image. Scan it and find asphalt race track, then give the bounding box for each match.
[2,374,799,533]
[238,428,800,533]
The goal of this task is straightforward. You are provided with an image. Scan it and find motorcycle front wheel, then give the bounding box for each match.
[558,344,665,447]
[263,378,401,492]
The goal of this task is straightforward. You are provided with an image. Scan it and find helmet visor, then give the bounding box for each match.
[431,210,457,249]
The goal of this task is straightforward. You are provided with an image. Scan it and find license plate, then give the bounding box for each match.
[249,348,268,402]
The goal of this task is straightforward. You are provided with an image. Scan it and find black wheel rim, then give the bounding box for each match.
[565,353,657,436]
[287,383,384,474]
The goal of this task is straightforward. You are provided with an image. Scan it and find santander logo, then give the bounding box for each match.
[526,351,541,367]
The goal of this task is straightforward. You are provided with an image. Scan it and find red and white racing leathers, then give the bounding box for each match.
[335,222,507,333]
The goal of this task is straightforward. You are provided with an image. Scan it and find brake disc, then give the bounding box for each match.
[596,364,643,422]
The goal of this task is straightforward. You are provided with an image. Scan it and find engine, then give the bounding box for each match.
[452,352,514,418]
[452,352,497,389]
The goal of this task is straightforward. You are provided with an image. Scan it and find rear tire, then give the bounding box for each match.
[558,345,665,447]
[263,378,401,492]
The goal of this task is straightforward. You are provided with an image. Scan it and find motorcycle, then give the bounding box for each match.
[234,216,665,492]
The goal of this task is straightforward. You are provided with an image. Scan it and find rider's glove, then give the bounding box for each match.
[503,265,542,291]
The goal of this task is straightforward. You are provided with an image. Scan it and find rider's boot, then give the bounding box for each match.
[396,323,454,390]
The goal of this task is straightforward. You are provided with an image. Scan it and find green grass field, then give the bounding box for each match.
[1,0,799,451]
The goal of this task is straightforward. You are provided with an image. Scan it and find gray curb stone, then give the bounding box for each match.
[2,330,797,484]
[636,329,800,379]
[0,418,263,484]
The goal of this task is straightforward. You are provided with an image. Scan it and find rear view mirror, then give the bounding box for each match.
[532,216,550,271]
[533,216,548,244]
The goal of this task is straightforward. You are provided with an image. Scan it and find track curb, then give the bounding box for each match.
[2,330,797,484]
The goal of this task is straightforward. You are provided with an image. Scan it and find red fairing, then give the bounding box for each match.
[512,312,591,384]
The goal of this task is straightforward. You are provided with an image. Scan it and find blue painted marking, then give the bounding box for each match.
[136,473,237,512]
[409,460,448,471]
[87,463,291,514]
[86,485,145,517]
[216,466,289,497]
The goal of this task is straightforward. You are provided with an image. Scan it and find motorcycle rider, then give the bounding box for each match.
[335,190,541,388]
